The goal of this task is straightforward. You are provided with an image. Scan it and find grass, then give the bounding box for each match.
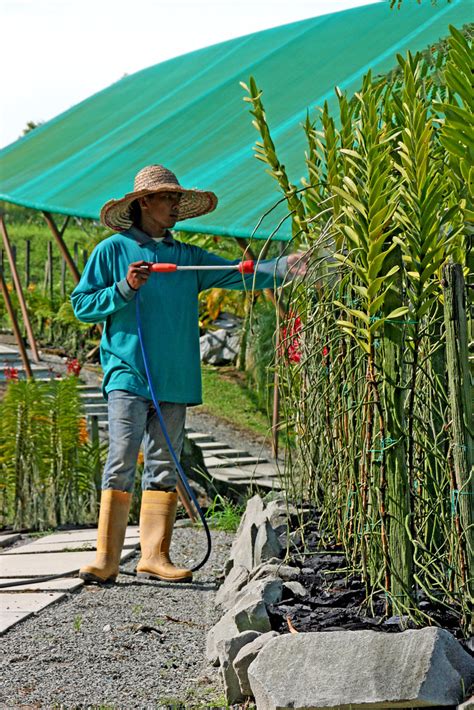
[198,364,272,441]
[204,494,244,532]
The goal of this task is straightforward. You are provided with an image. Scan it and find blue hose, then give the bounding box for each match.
[135,292,212,573]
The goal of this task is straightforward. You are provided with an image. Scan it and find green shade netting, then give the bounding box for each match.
[0,1,470,241]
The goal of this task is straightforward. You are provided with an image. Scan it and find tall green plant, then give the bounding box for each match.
[243,27,472,629]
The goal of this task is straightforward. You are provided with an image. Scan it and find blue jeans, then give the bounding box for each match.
[102,390,186,492]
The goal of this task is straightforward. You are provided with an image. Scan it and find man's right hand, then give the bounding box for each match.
[126,261,152,291]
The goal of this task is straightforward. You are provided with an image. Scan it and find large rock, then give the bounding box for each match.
[249,559,300,583]
[233,578,283,611]
[228,495,267,572]
[217,631,261,704]
[200,328,240,365]
[248,628,474,710]
[254,519,283,567]
[215,564,249,610]
[206,609,240,665]
[234,597,272,635]
[207,582,274,664]
[233,631,279,697]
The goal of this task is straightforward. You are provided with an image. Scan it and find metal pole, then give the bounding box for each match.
[0,216,41,363]
[0,267,33,379]
[42,211,80,284]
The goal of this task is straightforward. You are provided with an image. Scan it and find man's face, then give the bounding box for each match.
[140,191,182,229]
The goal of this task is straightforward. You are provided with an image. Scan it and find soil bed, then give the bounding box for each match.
[268,512,473,658]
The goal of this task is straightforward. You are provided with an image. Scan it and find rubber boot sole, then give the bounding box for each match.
[78,571,117,585]
[136,571,192,583]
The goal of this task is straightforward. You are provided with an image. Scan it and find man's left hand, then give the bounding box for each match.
[287,252,310,277]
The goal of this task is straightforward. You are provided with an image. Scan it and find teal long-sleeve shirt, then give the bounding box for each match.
[71,227,288,405]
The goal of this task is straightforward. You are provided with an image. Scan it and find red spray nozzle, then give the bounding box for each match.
[238,260,255,274]
[149,263,178,272]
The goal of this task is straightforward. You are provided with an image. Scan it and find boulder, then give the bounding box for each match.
[217,631,261,704]
[264,499,288,533]
[249,559,300,583]
[233,631,279,697]
[206,608,240,666]
[234,597,272,635]
[228,495,267,571]
[233,578,283,611]
[200,328,240,365]
[254,519,283,567]
[458,697,474,710]
[215,564,249,610]
[248,628,474,710]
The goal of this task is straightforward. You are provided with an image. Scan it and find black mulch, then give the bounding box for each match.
[268,511,473,657]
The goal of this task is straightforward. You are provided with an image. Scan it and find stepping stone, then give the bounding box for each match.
[195,441,230,450]
[0,533,21,548]
[205,456,263,468]
[0,549,135,578]
[203,449,256,459]
[0,578,84,592]
[186,432,214,442]
[0,592,65,634]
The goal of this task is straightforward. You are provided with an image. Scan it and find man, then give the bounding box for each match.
[71,164,306,585]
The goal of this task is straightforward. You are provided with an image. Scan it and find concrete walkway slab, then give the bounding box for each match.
[5,535,139,554]
[25,526,140,545]
[0,548,135,578]
[0,592,65,634]
[0,611,30,634]
[0,578,84,592]
[2,592,65,613]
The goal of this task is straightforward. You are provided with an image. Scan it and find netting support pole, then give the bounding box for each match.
[0,215,41,363]
[0,266,33,379]
[42,212,80,284]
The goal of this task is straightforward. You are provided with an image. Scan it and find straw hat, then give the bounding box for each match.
[100,165,218,231]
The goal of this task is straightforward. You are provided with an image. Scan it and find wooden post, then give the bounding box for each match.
[176,480,197,523]
[443,263,473,597]
[0,216,41,363]
[60,257,66,298]
[25,239,31,287]
[0,267,33,379]
[47,241,53,301]
[42,212,80,284]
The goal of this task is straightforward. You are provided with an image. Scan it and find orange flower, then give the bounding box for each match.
[78,418,89,444]
[137,450,144,465]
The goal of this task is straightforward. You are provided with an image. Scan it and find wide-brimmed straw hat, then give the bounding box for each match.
[100,164,218,231]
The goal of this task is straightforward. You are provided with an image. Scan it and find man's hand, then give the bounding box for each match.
[287,252,310,277]
[126,261,152,290]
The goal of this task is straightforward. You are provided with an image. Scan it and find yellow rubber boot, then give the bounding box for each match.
[79,489,132,584]
[136,490,193,582]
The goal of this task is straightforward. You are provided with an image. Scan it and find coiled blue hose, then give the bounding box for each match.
[135,291,212,573]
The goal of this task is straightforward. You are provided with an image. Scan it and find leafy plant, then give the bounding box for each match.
[242,25,473,630]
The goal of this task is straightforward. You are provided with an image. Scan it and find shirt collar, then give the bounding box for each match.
[125,225,175,246]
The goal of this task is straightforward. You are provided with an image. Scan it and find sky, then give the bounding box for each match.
[0,0,381,149]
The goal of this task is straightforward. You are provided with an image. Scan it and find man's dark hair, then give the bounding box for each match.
[129,199,141,227]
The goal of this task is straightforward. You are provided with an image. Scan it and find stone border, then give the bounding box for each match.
[207,495,474,708]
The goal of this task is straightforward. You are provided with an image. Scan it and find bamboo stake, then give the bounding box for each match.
[0,216,41,363]
[0,267,33,379]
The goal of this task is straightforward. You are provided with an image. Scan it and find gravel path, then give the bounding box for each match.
[0,528,234,709]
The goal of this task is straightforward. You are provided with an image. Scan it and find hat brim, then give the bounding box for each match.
[100,184,218,231]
